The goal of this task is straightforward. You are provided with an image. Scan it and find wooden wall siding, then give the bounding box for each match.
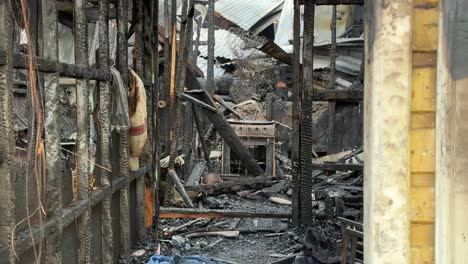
[410,0,438,263]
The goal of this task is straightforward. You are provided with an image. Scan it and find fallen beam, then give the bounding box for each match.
[159,207,291,219]
[195,93,265,176]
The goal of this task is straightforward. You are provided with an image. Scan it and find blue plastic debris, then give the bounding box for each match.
[147,254,218,264]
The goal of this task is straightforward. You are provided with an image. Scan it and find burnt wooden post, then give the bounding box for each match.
[116,0,131,254]
[327,6,337,152]
[74,0,92,263]
[298,0,316,226]
[291,0,302,226]
[98,0,114,262]
[41,0,63,262]
[0,2,15,263]
[160,0,171,157]
[133,0,147,241]
[206,0,215,95]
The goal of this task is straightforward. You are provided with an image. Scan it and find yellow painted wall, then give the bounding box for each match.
[410,0,438,263]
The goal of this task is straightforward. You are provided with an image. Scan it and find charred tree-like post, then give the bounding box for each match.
[0,2,15,263]
[41,0,63,262]
[291,0,302,227]
[98,0,114,262]
[74,0,91,262]
[116,0,131,254]
[298,0,316,227]
[207,0,215,95]
[133,0,147,242]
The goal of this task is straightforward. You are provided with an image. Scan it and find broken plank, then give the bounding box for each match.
[185,162,206,187]
[168,170,195,208]
[163,218,203,236]
[159,207,290,219]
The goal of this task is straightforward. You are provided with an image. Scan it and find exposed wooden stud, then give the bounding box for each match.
[74,0,91,263]
[41,0,63,262]
[0,2,15,262]
[116,0,131,255]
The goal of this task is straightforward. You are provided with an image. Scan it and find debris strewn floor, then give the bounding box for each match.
[120,194,301,264]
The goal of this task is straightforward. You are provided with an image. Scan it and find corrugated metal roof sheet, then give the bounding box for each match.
[198,29,258,59]
[215,0,284,30]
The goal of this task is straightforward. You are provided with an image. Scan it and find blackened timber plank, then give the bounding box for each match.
[159,207,290,219]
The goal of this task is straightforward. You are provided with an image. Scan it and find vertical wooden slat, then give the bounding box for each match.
[98,0,114,262]
[0,2,15,263]
[133,0,147,242]
[74,1,91,263]
[41,0,62,262]
[116,0,131,255]
[291,0,302,227]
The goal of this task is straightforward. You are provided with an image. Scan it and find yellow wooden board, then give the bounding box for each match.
[413,7,439,51]
[410,129,435,173]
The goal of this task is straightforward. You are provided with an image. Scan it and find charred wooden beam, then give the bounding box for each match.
[194,93,265,176]
[167,170,195,208]
[213,95,243,119]
[159,207,290,219]
[0,2,15,262]
[116,0,131,254]
[97,0,113,261]
[74,0,92,262]
[179,93,217,112]
[41,0,63,262]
